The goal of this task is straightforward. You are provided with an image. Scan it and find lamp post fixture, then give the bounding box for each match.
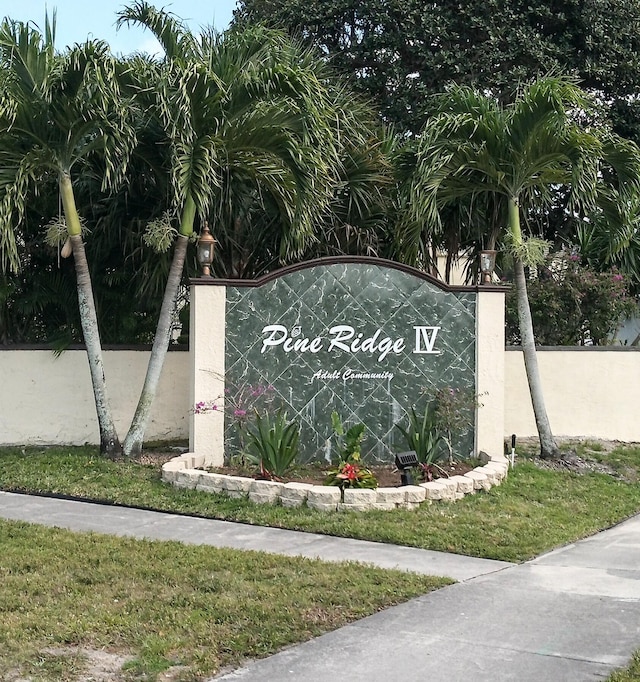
[196,221,216,277]
[479,249,497,284]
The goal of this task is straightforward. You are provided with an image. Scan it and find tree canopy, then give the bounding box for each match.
[234,0,640,135]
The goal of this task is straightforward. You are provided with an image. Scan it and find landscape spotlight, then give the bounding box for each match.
[395,450,419,486]
[196,221,216,277]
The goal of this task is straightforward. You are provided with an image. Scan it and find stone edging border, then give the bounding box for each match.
[161,453,510,512]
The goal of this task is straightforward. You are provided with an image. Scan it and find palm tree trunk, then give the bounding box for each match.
[509,197,559,460]
[514,259,559,459]
[69,233,122,457]
[123,234,190,457]
[60,174,122,458]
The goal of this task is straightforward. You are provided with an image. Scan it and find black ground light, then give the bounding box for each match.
[395,451,419,486]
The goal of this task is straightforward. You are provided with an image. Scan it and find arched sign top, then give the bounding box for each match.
[191,255,502,293]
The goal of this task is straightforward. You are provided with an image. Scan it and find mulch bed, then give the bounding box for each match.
[133,449,477,487]
[207,460,477,487]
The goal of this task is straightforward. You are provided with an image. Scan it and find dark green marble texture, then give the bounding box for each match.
[224,264,476,463]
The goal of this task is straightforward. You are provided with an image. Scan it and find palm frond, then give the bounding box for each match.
[395,76,633,266]
[117,1,197,61]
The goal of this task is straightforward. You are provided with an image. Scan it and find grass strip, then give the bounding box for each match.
[607,652,640,681]
[1,445,640,563]
[0,518,448,681]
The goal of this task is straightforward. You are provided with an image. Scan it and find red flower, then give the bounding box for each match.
[341,463,359,481]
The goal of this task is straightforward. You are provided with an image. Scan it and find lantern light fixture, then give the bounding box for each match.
[479,249,497,284]
[196,221,216,277]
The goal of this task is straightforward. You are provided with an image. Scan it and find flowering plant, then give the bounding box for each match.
[194,382,276,464]
[194,383,275,421]
[505,250,637,345]
[324,412,377,489]
[324,456,378,490]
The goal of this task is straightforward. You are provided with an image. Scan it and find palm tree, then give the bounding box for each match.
[117,2,367,456]
[0,16,135,456]
[397,76,640,459]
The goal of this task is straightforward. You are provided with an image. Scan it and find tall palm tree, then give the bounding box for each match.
[397,76,640,459]
[117,2,367,456]
[0,16,135,456]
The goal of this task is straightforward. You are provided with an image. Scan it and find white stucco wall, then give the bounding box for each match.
[3,345,640,449]
[505,348,640,442]
[189,284,226,465]
[0,348,189,446]
[476,290,506,456]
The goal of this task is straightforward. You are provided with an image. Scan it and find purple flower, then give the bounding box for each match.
[234,409,247,418]
[194,400,219,414]
[613,274,624,282]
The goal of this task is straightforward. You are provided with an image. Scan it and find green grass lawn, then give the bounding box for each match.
[609,653,640,681]
[2,444,640,562]
[0,519,448,681]
[2,442,640,681]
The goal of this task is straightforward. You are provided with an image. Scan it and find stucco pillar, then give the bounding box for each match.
[189,283,226,466]
[475,288,506,457]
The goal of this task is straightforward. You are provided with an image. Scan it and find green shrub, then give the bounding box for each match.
[244,409,300,479]
[324,412,377,490]
[330,411,366,462]
[395,403,443,466]
[396,387,477,475]
[506,252,637,345]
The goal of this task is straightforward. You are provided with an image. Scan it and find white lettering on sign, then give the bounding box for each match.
[413,326,441,354]
[260,324,440,360]
[312,370,341,380]
[311,369,395,381]
[261,325,323,354]
[327,325,404,362]
[341,369,395,381]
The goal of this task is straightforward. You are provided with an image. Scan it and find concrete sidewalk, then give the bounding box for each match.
[1,491,639,681]
[215,515,640,682]
[0,491,511,581]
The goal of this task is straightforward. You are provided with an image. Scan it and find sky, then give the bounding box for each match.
[0,1,239,55]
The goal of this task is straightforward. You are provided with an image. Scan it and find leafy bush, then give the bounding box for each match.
[324,412,377,490]
[506,252,637,345]
[329,411,366,462]
[244,409,300,479]
[433,387,478,462]
[396,387,477,479]
[395,403,443,466]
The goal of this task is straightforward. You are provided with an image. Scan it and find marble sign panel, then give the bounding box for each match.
[225,262,477,463]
